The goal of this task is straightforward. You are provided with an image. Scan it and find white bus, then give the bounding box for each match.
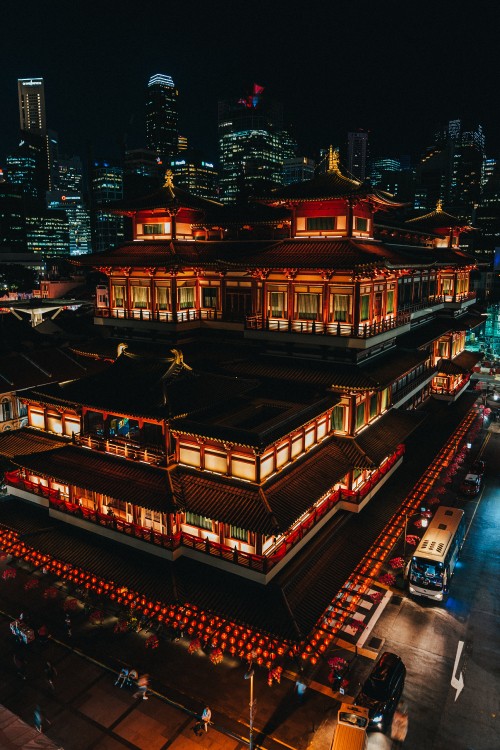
[408,506,465,601]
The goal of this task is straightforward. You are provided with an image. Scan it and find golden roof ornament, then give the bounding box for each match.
[436,198,443,212]
[163,169,175,189]
[117,342,128,357]
[327,146,341,175]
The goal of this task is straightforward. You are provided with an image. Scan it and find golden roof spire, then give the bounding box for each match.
[163,169,175,189]
[327,146,341,175]
[436,198,443,212]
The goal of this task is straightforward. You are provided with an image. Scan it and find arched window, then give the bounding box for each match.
[1,399,12,422]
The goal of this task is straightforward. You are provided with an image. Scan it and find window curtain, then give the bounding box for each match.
[270,291,285,317]
[202,288,217,308]
[386,290,394,314]
[132,286,148,308]
[297,293,320,320]
[156,286,170,310]
[113,286,125,307]
[356,402,365,429]
[178,286,195,309]
[331,406,345,431]
[333,294,350,322]
[360,294,370,321]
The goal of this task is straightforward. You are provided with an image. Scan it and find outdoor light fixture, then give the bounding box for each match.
[244,667,256,750]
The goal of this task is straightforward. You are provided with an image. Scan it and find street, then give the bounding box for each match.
[363,423,500,750]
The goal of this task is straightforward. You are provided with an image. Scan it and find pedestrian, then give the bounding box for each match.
[193,706,212,735]
[13,651,27,680]
[295,676,307,704]
[64,613,72,637]
[114,667,129,688]
[34,705,43,733]
[38,624,49,644]
[390,701,409,749]
[133,673,150,700]
[44,661,57,690]
[127,668,138,688]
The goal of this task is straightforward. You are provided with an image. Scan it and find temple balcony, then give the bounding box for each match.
[74,433,165,466]
[441,291,476,311]
[244,312,411,350]
[391,366,437,408]
[430,376,470,402]
[94,307,244,332]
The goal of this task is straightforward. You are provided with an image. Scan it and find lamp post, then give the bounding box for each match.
[244,667,256,750]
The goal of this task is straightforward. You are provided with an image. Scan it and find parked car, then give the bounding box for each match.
[471,459,485,478]
[355,652,406,732]
[460,473,482,497]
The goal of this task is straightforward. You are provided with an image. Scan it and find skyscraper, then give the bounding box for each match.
[218,84,287,203]
[347,130,369,181]
[145,74,179,165]
[18,78,46,135]
[170,153,219,200]
[91,161,125,253]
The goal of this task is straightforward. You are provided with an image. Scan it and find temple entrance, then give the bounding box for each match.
[225,290,252,321]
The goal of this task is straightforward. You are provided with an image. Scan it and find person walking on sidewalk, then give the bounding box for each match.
[193,706,212,735]
[114,667,129,687]
[44,661,57,691]
[64,614,72,638]
[133,673,150,700]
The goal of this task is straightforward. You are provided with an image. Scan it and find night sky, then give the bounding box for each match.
[1,0,499,167]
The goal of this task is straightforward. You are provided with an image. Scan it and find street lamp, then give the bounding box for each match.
[244,667,256,750]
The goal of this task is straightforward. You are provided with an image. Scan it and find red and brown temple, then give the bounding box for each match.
[0,156,483,586]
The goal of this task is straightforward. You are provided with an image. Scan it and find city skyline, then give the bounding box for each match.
[1,1,500,167]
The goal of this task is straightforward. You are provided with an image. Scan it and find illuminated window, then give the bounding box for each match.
[360,294,370,321]
[143,224,163,234]
[185,512,212,530]
[202,287,218,308]
[269,291,286,317]
[1,399,12,422]
[229,526,248,542]
[356,402,365,429]
[132,286,149,309]
[369,393,378,419]
[178,286,195,309]
[306,216,335,231]
[155,286,170,310]
[113,286,125,307]
[333,294,351,322]
[355,217,368,232]
[386,290,394,314]
[331,406,345,431]
[296,293,321,321]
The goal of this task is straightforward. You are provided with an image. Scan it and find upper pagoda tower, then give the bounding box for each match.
[263,147,403,239]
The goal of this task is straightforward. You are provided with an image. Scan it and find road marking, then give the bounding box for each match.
[451,640,465,701]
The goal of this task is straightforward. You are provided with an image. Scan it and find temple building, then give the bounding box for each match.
[0,153,483,587]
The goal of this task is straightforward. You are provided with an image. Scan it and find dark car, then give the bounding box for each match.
[471,459,485,477]
[460,473,482,497]
[355,652,406,732]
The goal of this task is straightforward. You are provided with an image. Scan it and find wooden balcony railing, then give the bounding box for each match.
[74,433,165,465]
[245,313,410,339]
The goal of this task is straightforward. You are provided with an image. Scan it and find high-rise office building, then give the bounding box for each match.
[6,132,48,202]
[124,149,162,199]
[145,74,179,164]
[370,158,400,185]
[0,184,26,254]
[218,84,287,203]
[91,161,125,253]
[170,153,219,200]
[47,191,91,256]
[18,78,46,135]
[282,157,315,186]
[417,120,484,211]
[347,130,369,181]
[58,156,85,194]
[26,210,69,257]
[482,157,496,190]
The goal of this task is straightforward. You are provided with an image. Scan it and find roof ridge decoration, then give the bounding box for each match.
[436,198,443,213]
[163,169,175,189]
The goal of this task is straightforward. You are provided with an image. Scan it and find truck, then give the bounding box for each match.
[331,703,369,750]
